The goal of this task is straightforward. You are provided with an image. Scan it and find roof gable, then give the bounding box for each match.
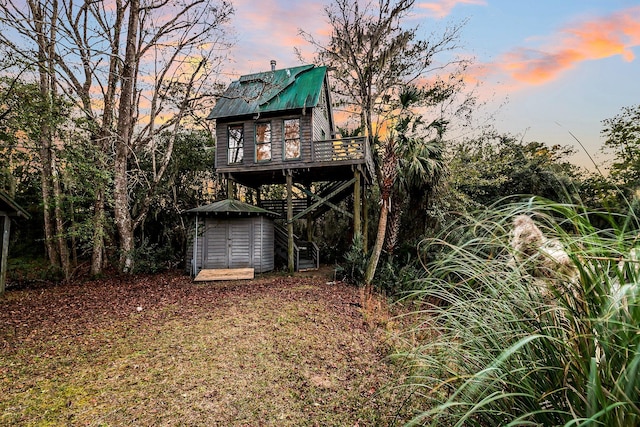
[208,64,327,120]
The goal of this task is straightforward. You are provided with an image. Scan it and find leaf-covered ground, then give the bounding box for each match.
[0,268,413,426]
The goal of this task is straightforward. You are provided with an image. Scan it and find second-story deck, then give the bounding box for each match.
[216,136,375,188]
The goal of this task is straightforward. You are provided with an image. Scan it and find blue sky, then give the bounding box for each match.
[224,0,640,171]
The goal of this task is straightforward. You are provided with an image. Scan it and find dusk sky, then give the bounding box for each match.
[222,0,640,171]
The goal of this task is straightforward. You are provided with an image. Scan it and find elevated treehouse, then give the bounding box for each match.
[207,63,374,272]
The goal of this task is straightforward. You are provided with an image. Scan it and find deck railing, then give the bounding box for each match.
[312,136,367,162]
[260,199,307,217]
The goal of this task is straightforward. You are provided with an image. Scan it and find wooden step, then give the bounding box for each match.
[298,259,317,271]
[194,268,254,281]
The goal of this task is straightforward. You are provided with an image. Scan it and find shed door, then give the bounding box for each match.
[203,218,253,269]
[204,220,227,269]
[228,219,252,268]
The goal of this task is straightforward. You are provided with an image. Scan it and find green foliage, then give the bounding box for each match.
[448,132,582,209]
[336,236,426,296]
[602,104,640,188]
[399,199,640,426]
[374,255,426,297]
[314,207,354,265]
[7,257,65,284]
[387,85,449,249]
[131,129,220,270]
[336,234,368,285]
[128,239,180,274]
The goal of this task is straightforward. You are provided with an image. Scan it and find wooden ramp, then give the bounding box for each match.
[194,268,255,282]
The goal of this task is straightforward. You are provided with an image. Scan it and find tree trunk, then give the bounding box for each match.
[39,143,58,266]
[90,188,106,276]
[114,145,134,272]
[364,196,389,285]
[364,139,397,285]
[384,187,404,255]
[46,0,71,279]
[90,1,123,276]
[32,0,59,268]
[51,150,71,279]
[113,0,139,272]
[363,188,368,253]
[353,168,361,239]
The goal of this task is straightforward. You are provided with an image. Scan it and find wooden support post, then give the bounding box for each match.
[1,215,10,295]
[353,168,362,239]
[286,173,294,273]
[192,214,199,277]
[306,184,313,242]
[307,215,313,242]
[227,178,234,199]
[363,186,368,253]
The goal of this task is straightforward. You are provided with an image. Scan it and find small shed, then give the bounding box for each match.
[185,199,278,276]
[0,190,30,294]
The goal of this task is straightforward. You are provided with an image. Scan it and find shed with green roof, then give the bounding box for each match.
[185,199,278,276]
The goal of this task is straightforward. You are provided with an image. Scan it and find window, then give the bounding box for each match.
[228,124,244,164]
[283,118,300,160]
[255,122,272,162]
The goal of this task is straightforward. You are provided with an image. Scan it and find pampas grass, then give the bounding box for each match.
[397,198,640,426]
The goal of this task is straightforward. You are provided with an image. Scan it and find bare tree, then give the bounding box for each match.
[0,0,233,273]
[0,0,72,277]
[301,0,471,284]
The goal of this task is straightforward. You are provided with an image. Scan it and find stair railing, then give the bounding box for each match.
[274,224,319,271]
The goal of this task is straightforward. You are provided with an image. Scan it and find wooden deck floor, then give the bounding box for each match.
[194,268,255,282]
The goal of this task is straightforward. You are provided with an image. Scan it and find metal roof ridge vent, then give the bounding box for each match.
[270,59,276,71]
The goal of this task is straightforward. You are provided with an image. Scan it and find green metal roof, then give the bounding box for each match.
[185,199,279,218]
[207,64,327,119]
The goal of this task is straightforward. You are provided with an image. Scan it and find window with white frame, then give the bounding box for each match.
[228,124,244,164]
[255,122,272,162]
[283,118,300,160]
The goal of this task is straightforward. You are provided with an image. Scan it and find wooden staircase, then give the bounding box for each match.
[263,178,359,272]
[260,179,355,221]
[274,224,319,271]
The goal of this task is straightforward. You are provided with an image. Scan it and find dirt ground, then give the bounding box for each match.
[0,267,414,426]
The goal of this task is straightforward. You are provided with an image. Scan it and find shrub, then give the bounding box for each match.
[128,239,180,274]
[336,234,368,285]
[375,255,426,297]
[398,198,640,426]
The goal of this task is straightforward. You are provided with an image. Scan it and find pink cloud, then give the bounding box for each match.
[417,0,487,19]
[228,0,329,76]
[501,6,640,85]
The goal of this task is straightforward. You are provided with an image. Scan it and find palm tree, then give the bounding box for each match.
[364,86,448,283]
[386,86,449,256]
[385,122,447,255]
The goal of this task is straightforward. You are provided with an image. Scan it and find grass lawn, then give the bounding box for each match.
[0,268,411,426]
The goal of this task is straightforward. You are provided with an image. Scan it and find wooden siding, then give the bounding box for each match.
[212,77,373,187]
[254,217,274,273]
[312,86,331,142]
[205,220,230,268]
[186,217,205,274]
[229,219,252,268]
[216,113,315,171]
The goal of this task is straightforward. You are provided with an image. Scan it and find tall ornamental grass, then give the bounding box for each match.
[399,198,640,426]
